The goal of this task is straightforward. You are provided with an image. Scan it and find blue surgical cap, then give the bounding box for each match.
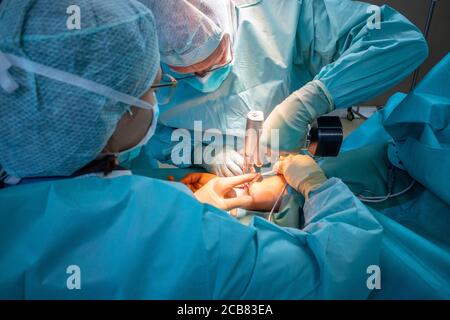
[0,0,160,178]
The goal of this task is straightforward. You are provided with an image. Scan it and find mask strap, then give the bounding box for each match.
[0,51,20,93]
[0,51,154,110]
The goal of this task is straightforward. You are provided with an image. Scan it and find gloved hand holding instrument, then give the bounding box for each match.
[273,154,327,199]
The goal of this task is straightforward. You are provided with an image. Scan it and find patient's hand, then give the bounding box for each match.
[245,175,288,212]
[180,172,217,192]
[181,172,288,213]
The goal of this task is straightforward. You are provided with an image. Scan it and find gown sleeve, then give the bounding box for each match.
[208,178,383,299]
[296,0,428,109]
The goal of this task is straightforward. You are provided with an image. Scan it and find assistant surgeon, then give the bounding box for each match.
[139,0,429,176]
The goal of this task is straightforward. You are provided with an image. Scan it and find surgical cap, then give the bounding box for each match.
[140,0,236,67]
[0,0,160,178]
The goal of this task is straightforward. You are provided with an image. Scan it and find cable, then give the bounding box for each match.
[357,178,416,203]
[268,182,288,222]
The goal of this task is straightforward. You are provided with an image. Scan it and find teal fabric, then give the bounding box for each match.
[321,144,450,299]
[383,54,450,204]
[143,0,427,163]
[320,54,450,299]
[340,93,405,152]
[0,176,382,299]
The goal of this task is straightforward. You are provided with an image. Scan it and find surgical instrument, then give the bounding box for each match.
[243,111,264,174]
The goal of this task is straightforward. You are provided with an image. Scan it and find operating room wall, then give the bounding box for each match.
[362,0,450,106]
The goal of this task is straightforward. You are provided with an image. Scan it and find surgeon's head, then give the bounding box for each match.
[103,69,162,155]
[143,0,236,92]
[0,0,160,178]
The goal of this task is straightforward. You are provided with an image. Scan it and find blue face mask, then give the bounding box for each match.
[164,62,232,94]
[118,94,160,163]
[185,64,232,93]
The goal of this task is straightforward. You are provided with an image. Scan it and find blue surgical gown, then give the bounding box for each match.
[321,54,450,299]
[0,175,382,299]
[143,0,428,164]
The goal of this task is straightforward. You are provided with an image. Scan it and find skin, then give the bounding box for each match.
[168,34,231,77]
[246,175,288,212]
[181,173,288,212]
[181,172,217,193]
[103,69,162,154]
[102,65,285,212]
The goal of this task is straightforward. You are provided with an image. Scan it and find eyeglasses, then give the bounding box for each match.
[151,60,232,105]
[151,73,178,105]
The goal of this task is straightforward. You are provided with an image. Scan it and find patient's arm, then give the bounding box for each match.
[245,175,288,212]
[180,173,289,212]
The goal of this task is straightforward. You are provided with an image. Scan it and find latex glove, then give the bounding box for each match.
[202,148,244,177]
[273,155,327,198]
[260,80,334,152]
[180,172,217,193]
[194,173,258,211]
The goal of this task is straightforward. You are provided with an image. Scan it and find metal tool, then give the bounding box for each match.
[243,111,264,174]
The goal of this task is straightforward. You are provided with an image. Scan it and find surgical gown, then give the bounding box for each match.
[0,174,382,299]
[319,54,450,299]
[142,0,428,164]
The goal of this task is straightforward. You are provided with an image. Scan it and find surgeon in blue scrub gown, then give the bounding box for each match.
[0,0,383,299]
[136,0,429,177]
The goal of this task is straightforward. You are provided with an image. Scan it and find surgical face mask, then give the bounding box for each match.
[184,63,232,93]
[118,95,160,163]
[165,33,235,93]
[167,51,234,94]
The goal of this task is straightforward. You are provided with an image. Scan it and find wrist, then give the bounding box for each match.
[292,80,335,122]
[300,171,327,199]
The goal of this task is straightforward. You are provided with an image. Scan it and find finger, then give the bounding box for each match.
[221,165,235,178]
[231,151,244,167]
[235,155,244,167]
[228,161,244,176]
[215,166,226,178]
[194,183,203,190]
[273,161,280,173]
[273,160,285,174]
[230,208,238,217]
[220,173,259,190]
[180,173,202,184]
[223,195,254,211]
